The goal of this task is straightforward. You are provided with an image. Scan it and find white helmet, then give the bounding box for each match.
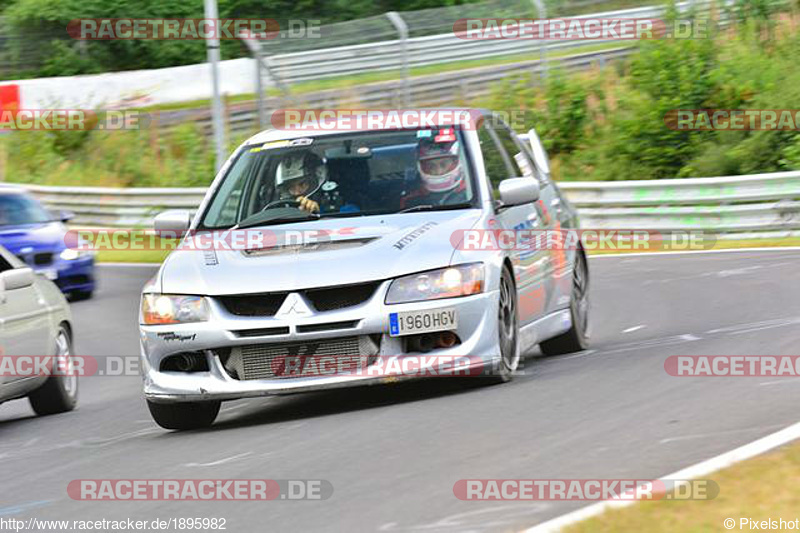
[417,137,463,193]
[276,152,327,189]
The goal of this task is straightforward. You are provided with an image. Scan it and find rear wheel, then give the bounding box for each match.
[29,325,78,415]
[147,400,221,430]
[540,250,589,356]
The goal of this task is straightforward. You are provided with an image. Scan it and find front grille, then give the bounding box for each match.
[216,281,380,317]
[219,293,287,317]
[223,336,380,380]
[305,282,380,312]
[296,320,360,333]
[33,253,53,266]
[231,327,290,338]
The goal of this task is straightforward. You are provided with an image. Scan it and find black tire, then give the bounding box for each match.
[147,399,221,430]
[69,290,93,301]
[540,250,589,356]
[487,266,520,383]
[29,325,78,415]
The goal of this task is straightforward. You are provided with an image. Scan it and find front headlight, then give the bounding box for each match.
[385,263,484,304]
[60,237,95,260]
[60,248,93,260]
[141,294,210,325]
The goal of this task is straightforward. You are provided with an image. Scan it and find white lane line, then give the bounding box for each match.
[589,246,800,259]
[658,423,787,445]
[759,379,800,387]
[183,452,253,467]
[706,316,800,335]
[553,349,596,361]
[525,420,800,532]
[622,325,645,333]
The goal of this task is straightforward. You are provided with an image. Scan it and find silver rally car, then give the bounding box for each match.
[140,110,588,429]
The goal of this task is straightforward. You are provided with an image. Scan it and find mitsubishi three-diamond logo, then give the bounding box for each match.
[277,293,313,317]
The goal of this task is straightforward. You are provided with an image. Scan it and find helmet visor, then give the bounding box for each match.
[419,155,459,177]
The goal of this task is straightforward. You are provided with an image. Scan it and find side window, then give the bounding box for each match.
[477,122,515,193]
[491,121,537,183]
[0,253,14,273]
[521,133,553,188]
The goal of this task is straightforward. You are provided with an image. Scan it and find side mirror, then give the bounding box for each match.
[498,178,540,207]
[1,267,35,290]
[525,129,551,178]
[58,210,75,223]
[154,210,191,237]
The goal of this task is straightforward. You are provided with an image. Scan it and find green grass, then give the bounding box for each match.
[565,440,800,532]
[586,237,800,255]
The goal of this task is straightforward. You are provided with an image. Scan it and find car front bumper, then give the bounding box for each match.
[41,256,95,293]
[140,281,501,403]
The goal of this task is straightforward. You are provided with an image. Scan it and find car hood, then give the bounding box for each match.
[0,222,66,255]
[159,210,483,295]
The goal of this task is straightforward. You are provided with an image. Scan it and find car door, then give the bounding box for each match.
[477,118,554,326]
[524,128,573,313]
[0,251,50,387]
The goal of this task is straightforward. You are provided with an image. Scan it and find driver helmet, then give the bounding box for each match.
[417,137,463,193]
[276,151,327,197]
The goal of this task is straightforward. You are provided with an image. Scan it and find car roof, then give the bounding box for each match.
[245,108,494,146]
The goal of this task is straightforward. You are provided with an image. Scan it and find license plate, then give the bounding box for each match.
[38,268,57,280]
[389,308,457,337]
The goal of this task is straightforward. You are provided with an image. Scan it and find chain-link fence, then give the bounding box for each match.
[241,0,683,120]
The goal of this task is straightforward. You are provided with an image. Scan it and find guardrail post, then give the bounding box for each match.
[386,12,410,108]
[530,0,548,81]
[203,0,227,172]
[254,45,267,130]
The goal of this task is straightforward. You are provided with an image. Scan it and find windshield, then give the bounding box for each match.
[200,128,477,229]
[0,193,52,226]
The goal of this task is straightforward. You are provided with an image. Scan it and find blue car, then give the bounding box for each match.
[0,188,95,299]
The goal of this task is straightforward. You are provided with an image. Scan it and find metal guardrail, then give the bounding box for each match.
[162,47,634,137]
[264,0,714,84]
[10,172,800,237]
[160,0,741,136]
[559,172,800,234]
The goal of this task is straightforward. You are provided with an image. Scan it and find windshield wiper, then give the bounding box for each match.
[233,211,320,230]
[398,202,473,214]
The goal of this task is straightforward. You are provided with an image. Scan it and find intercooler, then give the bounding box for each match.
[222,336,380,380]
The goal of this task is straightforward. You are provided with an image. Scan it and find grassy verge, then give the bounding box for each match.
[586,237,800,255]
[565,440,800,532]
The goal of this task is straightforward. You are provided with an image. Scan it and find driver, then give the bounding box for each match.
[401,136,467,209]
[275,151,327,213]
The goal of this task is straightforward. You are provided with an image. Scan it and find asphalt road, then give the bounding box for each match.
[2,250,800,532]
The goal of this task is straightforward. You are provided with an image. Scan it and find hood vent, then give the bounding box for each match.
[242,238,376,257]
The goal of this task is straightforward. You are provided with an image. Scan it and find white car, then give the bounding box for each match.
[0,244,77,415]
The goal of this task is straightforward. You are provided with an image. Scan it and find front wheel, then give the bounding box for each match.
[488,266,520,383]
[540,250,589,356]
[147,400,221,430]
[29,325,78,415]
